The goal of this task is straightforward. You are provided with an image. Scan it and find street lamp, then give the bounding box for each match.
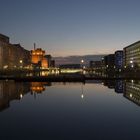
[81,59,84,63]
[20,60,23,64]
[80,59,84,74]
[81,59,84,69]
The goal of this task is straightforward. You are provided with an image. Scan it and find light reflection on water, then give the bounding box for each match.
[0,80,140,139]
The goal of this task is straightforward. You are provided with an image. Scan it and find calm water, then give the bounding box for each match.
[0,80,140,140]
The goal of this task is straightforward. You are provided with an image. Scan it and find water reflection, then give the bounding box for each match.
[124,80,140,106]
[31,82,45,93]
[103,80,123,94]
[0,81,30,111]
[103,80,140,106]
[0,80,140,111]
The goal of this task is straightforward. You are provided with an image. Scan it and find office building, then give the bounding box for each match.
[123,41,140,69]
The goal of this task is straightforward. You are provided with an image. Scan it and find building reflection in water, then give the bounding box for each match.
[103,80,140,106]
[30,82,51,99]
[123,80,140,106]
[103,80,123,94]
[30,82,46,94]
[1,80,140,112]
[115,80,124,93]
[0,80,52,111]
[0,80,30,111]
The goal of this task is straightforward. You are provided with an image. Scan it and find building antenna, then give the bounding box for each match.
[34,43,36,50]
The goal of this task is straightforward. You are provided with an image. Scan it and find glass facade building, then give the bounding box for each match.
[115,50,123,69]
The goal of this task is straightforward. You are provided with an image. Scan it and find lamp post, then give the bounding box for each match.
[81,59,84,68]
[19,60,23,64]
[81,83,84,99]
[81,59,84,74]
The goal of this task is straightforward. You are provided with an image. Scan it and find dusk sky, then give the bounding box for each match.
[0,0,140,56]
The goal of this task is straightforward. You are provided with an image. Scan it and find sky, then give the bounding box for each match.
[0,0,140,56]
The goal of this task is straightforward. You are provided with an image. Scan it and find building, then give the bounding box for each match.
[0,34,9,43]
[13,44,30,68]
[30,48,48,69]
[89,61,102,69]
[44,55,55,68]
[45,55,52,67]
[123,41,140,70]
[123,80,140,106]
[41,57,48,68]
[102,54,115,71]
[31,48,45,64]
[107,54,115,69]
[101,56,107,70]
[50,60,55,67]
[0,34,30,69]
[115,50,123,70]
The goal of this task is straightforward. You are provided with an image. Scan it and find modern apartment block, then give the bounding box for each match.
[123,41,140,69]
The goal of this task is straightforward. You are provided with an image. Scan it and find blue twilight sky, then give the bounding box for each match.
[0,0,140,56]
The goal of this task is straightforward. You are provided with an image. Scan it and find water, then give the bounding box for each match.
[0,80,140,140]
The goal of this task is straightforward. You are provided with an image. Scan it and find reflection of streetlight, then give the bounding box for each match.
[81,94,84,99]
[20,94,23,99]
[81,83,84,99]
